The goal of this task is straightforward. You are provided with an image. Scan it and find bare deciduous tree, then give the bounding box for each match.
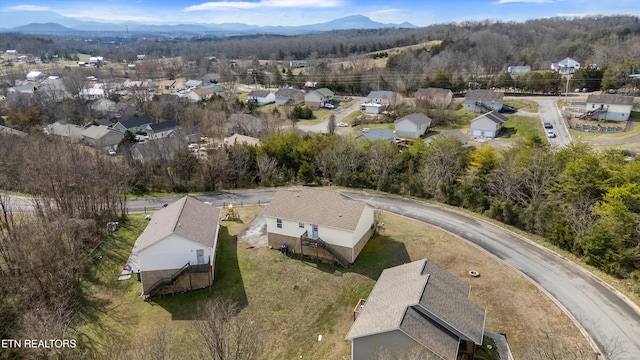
[195,298,261,360]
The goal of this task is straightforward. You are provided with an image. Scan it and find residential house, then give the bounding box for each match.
[346,259,486,360]
[305,88,334,108]
[394,113,432,139]
[182,126,201,144]
[262,188,375,267]
[226,114,264,136]
[424,130,469,146]
[38,77,69,102]
[113,117,152,134]
[88,56,103,66]
[89,98,118,117]
[415,88,452,109]
[184,79,203,89]
[0,125,27,138]
[464,90,504,113]
[158,80,177,91]
[583,94,635,121]
[247,89,275,106]
[551,57,580,75]
[134,196,221,297]
[290,60,310,68]
[5,50,17,55]
[145,120,179,139]
[187,88,214,102]
[48,121,86,143]
[137,55,146,61]
[469,111,508,138]
[79,85,106,100]
[130,137,184,163]
[507,65,531,75]
[355,128,396,142]
[26,71,45,82]
[81,125,125,152]
[202,83,226,96]
[363,90,399,114]
[275,88,305,106]
[224,133,261,147]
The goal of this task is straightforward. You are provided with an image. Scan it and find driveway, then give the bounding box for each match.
[296,96,366,133]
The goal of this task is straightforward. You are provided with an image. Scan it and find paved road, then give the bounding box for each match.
[129,189,640,359]
[511,96,573,147]
[296,96,366,133]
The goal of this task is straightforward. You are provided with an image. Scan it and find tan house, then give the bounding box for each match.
[223,133,261,147]
[158,80,177,90]
[415,87,452,109]
[464,90,504,113]
[470,111,507,138]
[305,88,334,108]
[187,88,214,102]
[263,188,375,267]
[346,259,486,360]
[583,94,635,121]
[134,196,221,297]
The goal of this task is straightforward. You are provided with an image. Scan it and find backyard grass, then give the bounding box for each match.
[76,202,592,359]
[503,98,539,113]
[499,115,546,143]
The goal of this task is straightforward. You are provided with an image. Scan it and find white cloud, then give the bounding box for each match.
[185,0,343,12]
[7,5,50,11]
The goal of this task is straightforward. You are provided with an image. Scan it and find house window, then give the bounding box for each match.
[277,219,282,228]
[299,222,304,228]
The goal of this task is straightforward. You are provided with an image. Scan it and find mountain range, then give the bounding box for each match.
[0,12,416,36]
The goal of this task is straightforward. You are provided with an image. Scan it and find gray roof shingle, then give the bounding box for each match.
[465,89,504,101]
[346,259,486,359]
[586,94,634,106]
[395,113,432,127]
[136,196,221,252]
[263,188,370,231]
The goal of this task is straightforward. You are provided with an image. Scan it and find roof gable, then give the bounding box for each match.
[148,120,178,131]
[136,196,221,252]
[118,116,151,129]
[471,111,507,125]
[346,259,486,357]
[586,94,634,106]
[263,188,370,231]
[396,113,432,127]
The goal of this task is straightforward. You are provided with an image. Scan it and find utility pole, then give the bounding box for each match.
[564,75,569,104]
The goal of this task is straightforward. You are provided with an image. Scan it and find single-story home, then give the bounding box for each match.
[362,90,399,114]
[81,125,125,152]
[469,111,508,138]
[507,65,531,75]
[130,137,183,163]
[551,57,580,75]
[134,196,221,297]
[394,113,432,139]
[464,90,504,113]
[145,120,179,139]
[583,94,635,121]
[184,79,203,89]
[89,98,118,116]
[223,133,261,147]
[275,88,305,106]
[247,90,275,106]
[263,188,375,267]
[113,117,152,134]
[346,259,486,360]
[187,88,214,102]
[226,114,263,136]
[414,88,452,109]
[355,128,396,142]
[305,88,334,108]
[48,122,86,143]
[26,71,45,82]
[158,80,177,90]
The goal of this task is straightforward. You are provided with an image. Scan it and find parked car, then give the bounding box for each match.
[499,105,517,114]
[324,103,335,109]
[547,130,556,138]
[544,122,553,129]
[337,122,348,127]
[107,149,116,156]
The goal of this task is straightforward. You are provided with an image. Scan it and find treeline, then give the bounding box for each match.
[0,136,129,356]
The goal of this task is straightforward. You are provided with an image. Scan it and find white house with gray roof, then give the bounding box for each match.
[305,88,334,108]
[346,259,486,360]
[275,88,305,106]
[134,196,221,297]
[470,111,508,138]
[263,188,375,266]
[584,94,635,121]
[394,113,432,139]
[247,89,275,105]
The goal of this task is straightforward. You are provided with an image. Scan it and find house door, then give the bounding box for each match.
[311,224,319,239]
[196,249,205,264]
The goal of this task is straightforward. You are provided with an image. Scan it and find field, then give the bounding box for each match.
[77,204,591,359]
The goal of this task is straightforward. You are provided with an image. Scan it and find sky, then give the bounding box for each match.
[0,0,639,27]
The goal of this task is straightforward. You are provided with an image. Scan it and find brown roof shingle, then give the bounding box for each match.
[136,196,221,252]
[263,188,370,231]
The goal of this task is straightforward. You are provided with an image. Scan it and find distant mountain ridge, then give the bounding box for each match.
[0,13,417,35]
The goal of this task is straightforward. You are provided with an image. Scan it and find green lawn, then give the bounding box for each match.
[500,115,546,142]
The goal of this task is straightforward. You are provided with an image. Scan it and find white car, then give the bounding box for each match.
[108,149,117,156]
[337,122,348,127]
[324,103,335,109]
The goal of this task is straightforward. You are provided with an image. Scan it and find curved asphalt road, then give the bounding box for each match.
[11,189,640,358]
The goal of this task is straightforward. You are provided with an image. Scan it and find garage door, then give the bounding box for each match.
[471,129,483,136]
[483,130,494,138]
